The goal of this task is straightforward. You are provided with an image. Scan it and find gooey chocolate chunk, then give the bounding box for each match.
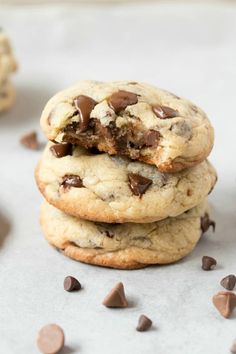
[108,90,138,114]
[144,130,161,147]
[50,143,72,158]
[128,173,152,197]
[61,175,83,188]
[152,105,178,119]
[74,95,97,132]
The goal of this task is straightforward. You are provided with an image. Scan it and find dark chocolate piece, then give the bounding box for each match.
[136,315,153,332]
[221,275,236,291]
[108,90,138,113]
[202,256,217,271]
[64,276,81,292]
[50,143,72,158]
[61,175,83,188]
[128,173,152,197]
[201,213,215,233]
[153,105,178,119]
[74,95,97,132]
[20,131,39,150]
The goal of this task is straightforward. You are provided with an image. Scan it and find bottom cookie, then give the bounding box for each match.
[0,80,15,112]
[40,200,212,269]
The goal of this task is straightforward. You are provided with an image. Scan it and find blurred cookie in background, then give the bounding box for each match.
[0,29,17,112]
[0,80,15,112]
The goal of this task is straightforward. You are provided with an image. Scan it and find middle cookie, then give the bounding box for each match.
[36,142,217,223]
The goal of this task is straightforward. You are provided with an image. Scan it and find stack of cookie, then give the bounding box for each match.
[36,81,217,269]
[0,30,17,112]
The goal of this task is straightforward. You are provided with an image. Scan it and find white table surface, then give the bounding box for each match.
[0,2,236,353]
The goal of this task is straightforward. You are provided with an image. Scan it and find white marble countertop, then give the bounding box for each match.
[0,2,236,353]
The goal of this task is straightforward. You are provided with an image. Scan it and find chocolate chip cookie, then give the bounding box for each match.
[0,80,15,112]
[40,199,210,269]
[40,80,214,172]
[0,31,17,86]
[35,142,217,223]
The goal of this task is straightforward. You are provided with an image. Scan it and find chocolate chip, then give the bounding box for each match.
[108,90,138,114]
[221,275,236,291]
[212,291,236,318]
[61,175,83,188]
[136,315,152,332]
[152,105,178,119]
[187,189,193,196]
[144,130,161,147]
[74,95,97,132]
[102,282,128,308]
[20,131,39,150]
[37,324,65,354]
[50,143,72,158]
[104,230,114,238]
[64,276,81,292]
[202,256,217,270]
[128,173,152,197]
[231,339,236,353]
[201,213,215,233]
[88,147,103,155]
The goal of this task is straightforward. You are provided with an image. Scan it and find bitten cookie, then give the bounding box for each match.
[0,31,17,86]
[0,80,15,112]
[40,200,210,269]
[40,80,214,172]
[35,142,217,223]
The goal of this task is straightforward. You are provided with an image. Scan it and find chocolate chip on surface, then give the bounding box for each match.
[144,130,161,147]
[64,276,81,292]
[37,324,65,354]
[136,315,152,332]
[201,213,215,233]
[221,275,236,291]
[231,339,236,353]
[212,291,236,318]
[20,131,39,150]
[108,90,138,113]
[152,105,178,119]
[74,95,97,132]
[128,173,152,197]
[61,175,83,188]
[102,282,128,308]
[50,143,72,158]
[202,256,217,270]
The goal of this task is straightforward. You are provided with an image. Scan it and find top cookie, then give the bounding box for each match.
[40,80,214,172]
[0,31,17,86]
